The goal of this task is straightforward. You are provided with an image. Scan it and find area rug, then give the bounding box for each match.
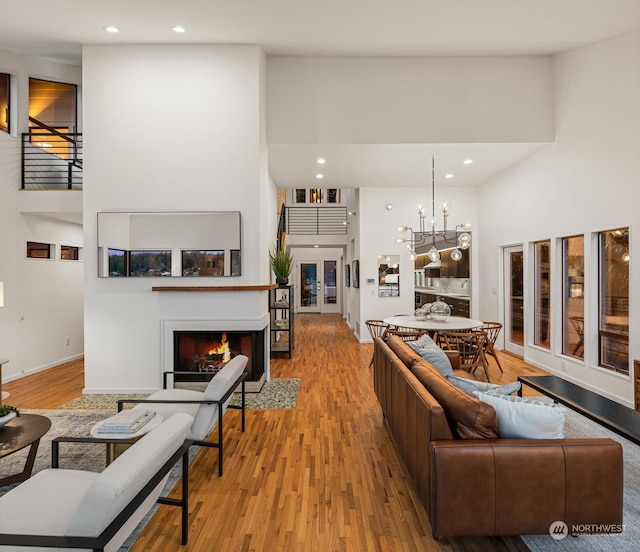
[522,408,640,550]
[59,378,301,410]
[0,409,193,551]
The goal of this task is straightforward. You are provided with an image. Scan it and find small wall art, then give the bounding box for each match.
[353,260,360,288]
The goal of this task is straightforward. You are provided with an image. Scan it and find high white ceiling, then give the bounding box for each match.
[2,0,638,190]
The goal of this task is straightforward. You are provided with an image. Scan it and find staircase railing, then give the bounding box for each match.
[21,117,83,189]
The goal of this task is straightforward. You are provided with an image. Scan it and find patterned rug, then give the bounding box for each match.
[58,378,301,410]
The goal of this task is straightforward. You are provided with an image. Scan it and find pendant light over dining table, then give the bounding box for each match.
[396,156,471,261]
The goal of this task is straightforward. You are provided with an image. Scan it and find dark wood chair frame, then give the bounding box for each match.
[0,437,193,550]
[118,371,247,477]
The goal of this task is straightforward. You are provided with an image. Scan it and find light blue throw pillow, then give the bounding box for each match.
[414,346,453,377]
[446,375,521,396]
[407,333,438,351]
[473,391,567,439]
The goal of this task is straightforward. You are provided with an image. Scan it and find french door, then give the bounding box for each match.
[297,260,340,314]
[504,245,525,357]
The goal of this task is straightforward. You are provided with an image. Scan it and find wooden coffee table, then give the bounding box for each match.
[0,413,52,487]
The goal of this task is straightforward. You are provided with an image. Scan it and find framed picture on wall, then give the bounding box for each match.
[353,260,360,288]
[345,263,351,287]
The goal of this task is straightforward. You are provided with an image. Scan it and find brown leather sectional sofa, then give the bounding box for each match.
[373,335,624,538]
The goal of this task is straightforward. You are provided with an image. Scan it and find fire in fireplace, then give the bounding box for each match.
[173,330,265,383]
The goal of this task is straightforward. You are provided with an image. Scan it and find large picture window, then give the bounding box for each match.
[562,235,584,359]
[599,228,629,374]
[182,250,224,277]
[533,240,551,349]
[0,72,9,133]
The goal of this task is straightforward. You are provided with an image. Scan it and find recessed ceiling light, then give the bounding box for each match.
[171,26,186,33]
[317,158,326,164]
[445,173,454,179]
[104,26,120,33]
[315,174,324,179]
[386,204,393,210]
[463,159,473,165]
[314,245,319,248]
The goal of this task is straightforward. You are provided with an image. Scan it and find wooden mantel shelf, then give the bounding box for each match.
[152,284,278,292]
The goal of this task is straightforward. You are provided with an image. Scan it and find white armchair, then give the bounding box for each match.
[119,354,248,476]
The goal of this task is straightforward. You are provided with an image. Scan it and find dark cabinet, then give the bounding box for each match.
[270,286,293,358]
[417,292,469,318]
[440,249,470,278]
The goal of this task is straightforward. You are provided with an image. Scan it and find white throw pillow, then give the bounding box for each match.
[473,391,567,439]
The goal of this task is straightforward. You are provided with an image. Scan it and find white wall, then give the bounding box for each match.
[0,49,83,382]
[476,30,640,406]
[267,56,553,144]
[82,45,275,393]
[357,185,477,342]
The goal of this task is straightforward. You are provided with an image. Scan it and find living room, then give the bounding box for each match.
[0,2,639,548]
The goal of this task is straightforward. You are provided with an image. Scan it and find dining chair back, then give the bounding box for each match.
[439,331,490,382]
[365,320,390,367]
[569,316,585,356]
[481,321,504,373]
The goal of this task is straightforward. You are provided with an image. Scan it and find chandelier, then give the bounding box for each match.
[396,156,471,261]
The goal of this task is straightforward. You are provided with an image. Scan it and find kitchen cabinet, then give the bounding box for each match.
[416,292,470,318]
[440,249,470,278]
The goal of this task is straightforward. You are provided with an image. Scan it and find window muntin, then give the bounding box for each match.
[0,72,9,134]
[182,250,225,277]
[598,228,629,374]
[26,241,52,259]
[533,240,551,349]
[562,235,584,359]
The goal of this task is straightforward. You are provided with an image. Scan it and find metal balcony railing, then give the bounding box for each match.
[21,118,83,190]
[285,206,347,235]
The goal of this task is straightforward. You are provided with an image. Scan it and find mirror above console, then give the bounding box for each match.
[97,211,241,277]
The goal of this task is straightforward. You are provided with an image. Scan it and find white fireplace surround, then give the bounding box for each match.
[161,315,270,389]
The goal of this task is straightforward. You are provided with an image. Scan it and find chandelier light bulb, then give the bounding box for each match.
[396,237,404,244]
[441,201,450,213]
[428,246,440,262]
[451,248,463,261]
[410,253,416,260]
[398,225,408,233]
[458,233,471,250]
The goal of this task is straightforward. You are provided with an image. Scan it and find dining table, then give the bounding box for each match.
[383,315,484,335]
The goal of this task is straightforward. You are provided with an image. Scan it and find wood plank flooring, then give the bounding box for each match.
[3,314,547,551]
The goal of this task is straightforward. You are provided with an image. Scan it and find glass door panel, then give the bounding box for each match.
[299,262,319,312]
[504,245,524,356]
[323,261,337,305]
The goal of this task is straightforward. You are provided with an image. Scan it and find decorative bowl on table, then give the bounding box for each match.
[429,297,451,322]
[414,308,426,321]
[0,411,17,429]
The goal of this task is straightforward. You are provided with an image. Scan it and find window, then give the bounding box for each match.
[562,236,584,359]
[129,250,172,277]
[107,249,127,277]
[182,250,225,276]
[598,228,629,374]
[60,245,80,261]
[533,240,550,349]
[309,188,324,204]
[0,72,9,134]
[26,241,52,259]
[326,189,340,203]
[294,189,306,203]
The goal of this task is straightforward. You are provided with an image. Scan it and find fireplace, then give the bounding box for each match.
[161,316,269,392]
[173,329,265,385]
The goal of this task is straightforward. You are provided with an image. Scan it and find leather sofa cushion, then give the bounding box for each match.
[386,334,422,367]
[410,358,498,439]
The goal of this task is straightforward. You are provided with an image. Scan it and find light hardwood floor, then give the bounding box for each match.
[3,314,548,551]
